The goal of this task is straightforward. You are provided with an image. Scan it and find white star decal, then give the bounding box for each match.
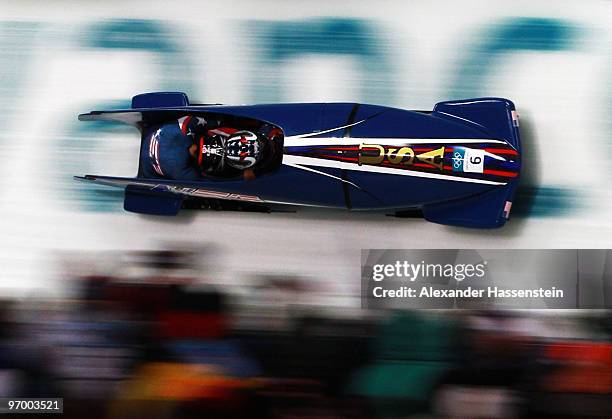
[196,117,207,126]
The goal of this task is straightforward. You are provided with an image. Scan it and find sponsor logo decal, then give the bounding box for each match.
[358,144,445,170]
[452,147,485,173]
[166,186,263,202]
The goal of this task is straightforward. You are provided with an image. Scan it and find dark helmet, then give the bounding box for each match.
[224,131,263,170]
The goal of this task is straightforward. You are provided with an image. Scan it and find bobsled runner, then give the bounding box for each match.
[76,92,521,228]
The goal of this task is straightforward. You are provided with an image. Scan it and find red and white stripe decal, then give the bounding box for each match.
[282,137,516,185]
[284,137,507,147]
[178,116,192,134]
[511,110,519,127]
[198,136,204,165]
[282,154,506,185]
[148,129,164,176]
[208,127,239,137]
[503,201,513,218]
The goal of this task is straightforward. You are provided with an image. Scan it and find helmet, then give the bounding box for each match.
[224,131,263,169]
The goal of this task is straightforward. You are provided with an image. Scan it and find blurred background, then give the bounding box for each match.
[0,0,611,417]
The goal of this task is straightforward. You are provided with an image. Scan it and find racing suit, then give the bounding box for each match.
[140,115,213,180]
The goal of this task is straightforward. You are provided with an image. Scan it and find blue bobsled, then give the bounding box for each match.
[76,92,521,228]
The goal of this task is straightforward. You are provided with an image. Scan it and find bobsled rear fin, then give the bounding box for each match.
[74,174,159,189]
[78,110,143,125]
[433,98,520,151]
[78,92,190,125]
[422,181,518,228]
[131,92,189,109]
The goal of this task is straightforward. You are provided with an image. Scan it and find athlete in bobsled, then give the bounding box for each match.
[141,115,278,181]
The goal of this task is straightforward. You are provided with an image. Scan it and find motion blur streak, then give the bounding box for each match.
[0,0,610,294]
[0,1,611,416]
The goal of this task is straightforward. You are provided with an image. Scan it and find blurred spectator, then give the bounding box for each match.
[0,249,610,418]
[347,311,462,418]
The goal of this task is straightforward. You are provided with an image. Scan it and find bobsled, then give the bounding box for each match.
[76,92,521,228]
